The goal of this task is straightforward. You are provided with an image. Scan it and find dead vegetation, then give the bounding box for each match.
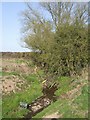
[1,75,27,95]
[43,112,61,119]
[1,53,88,118]
[2,58,33,74]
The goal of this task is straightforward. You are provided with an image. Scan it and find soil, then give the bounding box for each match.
[43,112,62,119]
[1,58,34,95]
[59,82,86,100]
[1,75,27,95]
[1,56,88,118]
[2,58,34,74]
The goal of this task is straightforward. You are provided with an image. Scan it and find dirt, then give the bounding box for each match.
[59,82,86,101]
[42,80,87,119]
[43,112,62,119]
[1,58,39,95]
[1,75,27,95]
[30,97,52,113]
[2,58,34,74]
[1,56,88,118]
[1,58,34,95]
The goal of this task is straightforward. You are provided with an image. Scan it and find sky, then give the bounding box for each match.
[1,2,51,52]
[1,1,89,52]
[1,2,31,52]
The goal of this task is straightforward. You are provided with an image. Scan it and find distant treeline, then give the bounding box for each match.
[1,52,32,58]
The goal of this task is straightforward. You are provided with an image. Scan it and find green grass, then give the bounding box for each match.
[2,74,42,118]
[2,58,88,118]
[63,84,88,118]
[27,60,35,67]
[22,74,38,83]
[74,85,88,111]
[15,59,25,64]
[2,72,88,118]
[55,76,71,96]
[33,99,64,118]
[0,99,2,120]
[34,83,88,118]
[33,76,72,118]
[0,72,2,76]
[1,71,19,76]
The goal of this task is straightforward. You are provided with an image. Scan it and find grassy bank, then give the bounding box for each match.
[2,58,88,118]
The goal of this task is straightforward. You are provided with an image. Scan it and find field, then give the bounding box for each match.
[1,53,88,119]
